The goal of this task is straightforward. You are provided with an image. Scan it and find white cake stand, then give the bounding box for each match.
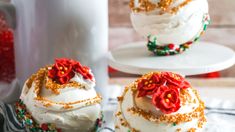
[108,41,235,76]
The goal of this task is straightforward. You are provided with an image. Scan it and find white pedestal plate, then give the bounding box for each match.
[108,41,235,76]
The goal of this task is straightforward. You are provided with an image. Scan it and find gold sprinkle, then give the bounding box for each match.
[63,104,73,109]
[115,125,120,129]
[43,102,52,107]
[117,96,124,102]
[45,77,84,94]
[167,94,172,98]
[115,111,122,116]
[129,0,192,14]
[187,128,196,132]
[165,99,170,103]
[35,94,102,107]
[176,128,182,132]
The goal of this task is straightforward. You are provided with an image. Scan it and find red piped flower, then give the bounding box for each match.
[54,59,73,77]
[137,73,165,97]
[137,72,190,114]
[152,86,180,114]
[48,59,75,84]
[162,72,191,89]
[48,58,93,84]
[74,63,93,81]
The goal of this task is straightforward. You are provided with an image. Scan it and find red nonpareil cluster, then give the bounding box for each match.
[137,72,190,114]
[48,58,93,84]
[41,123,61,132]
[0,13,15,83]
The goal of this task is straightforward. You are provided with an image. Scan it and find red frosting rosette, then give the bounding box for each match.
[48,58,94,84]
[137,73,166,97]
[136,72,191,114]
[152,86,181,114]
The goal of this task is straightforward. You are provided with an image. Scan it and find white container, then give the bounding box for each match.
[0,0,109,103]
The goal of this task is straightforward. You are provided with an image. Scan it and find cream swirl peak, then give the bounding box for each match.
[130,0,209,47]
[18,58,102,132]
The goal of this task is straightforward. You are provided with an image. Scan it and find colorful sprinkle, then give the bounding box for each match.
[15,99,103,132]
[147,14,210,56]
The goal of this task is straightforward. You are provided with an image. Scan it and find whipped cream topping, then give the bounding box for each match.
[130,0,209,46]
[20,68,101,132]
[115,84,206,132]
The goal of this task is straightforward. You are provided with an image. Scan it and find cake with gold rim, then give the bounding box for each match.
[115,72,206,132]
[15,58,103,132]
[129,0,210,56]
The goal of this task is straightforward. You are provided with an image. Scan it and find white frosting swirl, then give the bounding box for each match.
[115,86,205,132]
[130,0,209,46]
[20,71,101,132]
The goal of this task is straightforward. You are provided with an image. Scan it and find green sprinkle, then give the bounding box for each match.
[15,100,62,132]
[170,52,175,55]
[146,14,210,56]
[203,25,208,31]
[30,127,37,132]
[164,46,169,50]
[20,110,25,114]
[147,35,151,38]
[25,119,32,125]
[194,37,200,42]
[173,122,177,126]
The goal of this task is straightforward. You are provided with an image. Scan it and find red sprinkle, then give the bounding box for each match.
[41,123,48,130]
[168,44,175,49]
[187,41,193,45]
